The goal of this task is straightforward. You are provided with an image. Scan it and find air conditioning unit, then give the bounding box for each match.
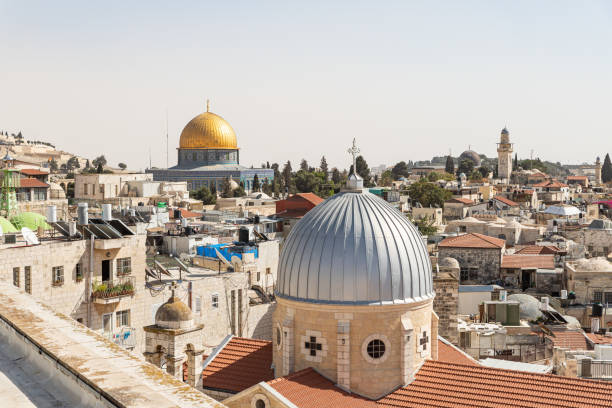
[4,234,16,244]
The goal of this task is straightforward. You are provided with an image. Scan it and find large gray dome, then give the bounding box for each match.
[277,190,434,305]
[459,150,482,167]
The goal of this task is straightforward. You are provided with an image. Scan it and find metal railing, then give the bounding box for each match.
[462,344,552,362]
[591,361,612,379]
[106,327,136,349]
[92,276,135,299]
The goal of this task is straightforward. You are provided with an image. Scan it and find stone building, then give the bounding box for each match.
[433,258,459,345]
[437,233,505,284]
[497,127,513,183]
[148,103,273,192]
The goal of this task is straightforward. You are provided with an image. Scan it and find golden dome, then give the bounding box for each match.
[179,108,238,150]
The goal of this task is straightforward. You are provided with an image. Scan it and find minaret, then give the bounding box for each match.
[497,127,513,183]
[595,157,602,186]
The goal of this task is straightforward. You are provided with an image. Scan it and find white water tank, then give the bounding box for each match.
[68,221,77,236]
[46,205,57,223]
[561,290,568,299]
[102,204,112,221]
[540,296,550,310]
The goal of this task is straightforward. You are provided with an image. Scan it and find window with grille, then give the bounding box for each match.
[460,267,469,282]
[257,272,261,282]
[211,293,219,308]
[593,291,603,303]
[52,266,64,286]
[116,258,131,276]
[605,292,612,305]
[469,268,479,281]
[13,267,19,287]
[116,310,130,327]
[24,266,31,294]
[367,339,386,359]
[195,296,202,314]
[76,263,83,281]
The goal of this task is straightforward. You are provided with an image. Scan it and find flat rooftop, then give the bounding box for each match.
[0,282,224,408]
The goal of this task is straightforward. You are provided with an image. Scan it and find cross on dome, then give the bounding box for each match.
[347,138,360,176]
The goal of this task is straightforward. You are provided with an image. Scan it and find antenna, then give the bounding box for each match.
[166,108,169,170]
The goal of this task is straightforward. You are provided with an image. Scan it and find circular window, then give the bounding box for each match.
[367,339,385,359]
[255,400,265,408]
[251,394,269,408]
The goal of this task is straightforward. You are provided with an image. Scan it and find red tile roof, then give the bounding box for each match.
[438,233,505,249]
[178,208,202,218]
[268,368,376,408]
[501,254,555,269]
[274,209,309,219]
[586,333,612,345]
[291,193,324,206]
[515,245,560,255]
[533,180,568,188]
[567,176,588,181]
[493,195,519,207]
[437,338,478,366]
[19,178,49,188]
[546,330,589,351]
[201,337,274,393]
[377,360,612,408]
[446,198,474,205]
[19,168,48,176]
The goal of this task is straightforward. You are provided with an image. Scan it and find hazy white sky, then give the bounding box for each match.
[1,1,610,171]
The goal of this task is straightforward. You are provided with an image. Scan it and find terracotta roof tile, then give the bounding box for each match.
[515,245,560,255]
[377,360,612,408]
[268,368,376,408]
[586,333,612,345]
[438,233,505,249]
[19,178,49,188]
[533,180,568,188]
[437,338,478,366]
[567,176,588,181]
[201,337,273,393]
[501,255,555,269]
[547,330,589,351]
[19,168,48,176]
[447,197,474,205]
[493,195,519,207]
[274,209,309,219]
[292,193,324,206]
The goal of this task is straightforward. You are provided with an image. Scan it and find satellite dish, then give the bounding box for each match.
[21,227,39,246]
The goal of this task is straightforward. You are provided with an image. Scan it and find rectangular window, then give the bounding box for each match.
[116,310,130,327]
[52,266,64,286]
[211,293,219,308]
[195,296,202,314]
[593,291,603,303]
[13,267,19,287]
[24,266,31,294]
[238,289,243,336]
[588,245,594,253]
[256,272,261,282]
[99,184,104,194]
[102,313,113,334]
[605,293,612,305]
[230,290,236,335]
[460,267,469,282]
[76,263,83,282]
[116,257,132,276]
[469,268,479,281]
[266,267,271,274]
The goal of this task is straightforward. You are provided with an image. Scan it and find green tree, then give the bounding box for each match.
[349,155,372,186]
[282,161,294,193]
[408,214,438,236]
[320,156,329,180]
[96,163,103,173]
[392,161,410,179]
[92,155,107,168]
[85,159,90,169]
[512,153,518,170]
[118,163,127,170]
[221,177,233,198]
[379,170,393,187]
[300,159,309,172]
[469,169,482,181]
[294,170,324,193]
[478,165,490,178]
[49,158,58,172]
[457,159,474,176]
[331,167,341,185]
[445,156,455,174]
[252,174,260,191]
[603,153,612,183]
[407,179,452,208]
[66,156,80,171]
[233,186,246,197]
[191,186,216,205]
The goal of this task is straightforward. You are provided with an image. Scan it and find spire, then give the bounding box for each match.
[345,138,363,190]
[206,99,210,112]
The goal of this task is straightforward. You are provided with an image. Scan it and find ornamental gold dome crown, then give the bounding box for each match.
[179,100,238,150]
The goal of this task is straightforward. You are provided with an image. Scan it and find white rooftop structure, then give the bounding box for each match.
[541,205,581,216]
[479,358,553,374]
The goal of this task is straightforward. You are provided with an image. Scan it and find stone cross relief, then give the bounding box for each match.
[304,336,322,357]
[419,331,429,351]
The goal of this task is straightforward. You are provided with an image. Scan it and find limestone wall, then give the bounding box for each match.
[438,247,502,283]
[246,302,275,340]
[433,271,459,345]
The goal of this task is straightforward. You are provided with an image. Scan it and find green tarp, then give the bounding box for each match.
[10,212,51,231]
[0,216,18,233]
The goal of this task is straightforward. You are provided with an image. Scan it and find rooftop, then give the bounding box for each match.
[438,233,505,249]
[515,245,560,255]
[492,195,519,207]
[19,177,49,188]
[546,330,589,351]
[501,254,555,270]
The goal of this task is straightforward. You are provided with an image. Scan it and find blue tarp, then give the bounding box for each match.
[196,243,258,261]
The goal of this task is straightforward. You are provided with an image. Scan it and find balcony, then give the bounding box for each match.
[105,327,136,350]
[92,276,135,304]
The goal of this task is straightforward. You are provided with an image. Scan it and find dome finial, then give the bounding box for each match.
[346,138,363,189]
[206,99,210,112]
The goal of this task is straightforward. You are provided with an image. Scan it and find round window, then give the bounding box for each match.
[367,339,385,359]
[255,400,266,408]
[276,328,282,346]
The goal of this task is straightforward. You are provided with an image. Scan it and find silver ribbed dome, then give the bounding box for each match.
[277,190,433,305]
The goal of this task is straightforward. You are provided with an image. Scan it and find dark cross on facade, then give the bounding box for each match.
[420,331,429,351]
[304,336,322,356]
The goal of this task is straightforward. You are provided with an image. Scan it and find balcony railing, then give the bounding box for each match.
[105,327,136,349]
[591,360,612,379]
[92,276,135,300]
